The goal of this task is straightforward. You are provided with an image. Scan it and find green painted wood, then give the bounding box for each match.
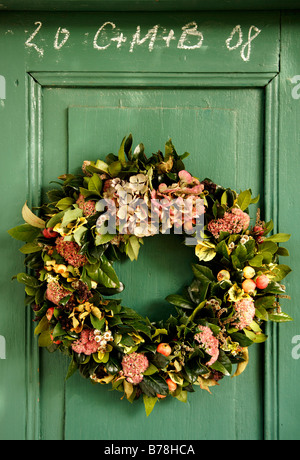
[0,9,298,441]
[37,84,264,440]
[15,11,279,74]
[263,76,280,441]
[277,13,300,441]
[1,0,300,12]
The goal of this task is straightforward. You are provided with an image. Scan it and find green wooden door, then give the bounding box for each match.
[0,5,299,441]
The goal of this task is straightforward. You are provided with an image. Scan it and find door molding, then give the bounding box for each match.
[27,70,280,440]
[30,71,277,88]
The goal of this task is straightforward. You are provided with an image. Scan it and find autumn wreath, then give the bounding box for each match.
[9,135,292,416]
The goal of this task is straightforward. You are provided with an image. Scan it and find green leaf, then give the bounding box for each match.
[19,242,42,254]
[243,329,268,343]
[125,236,140,261]
[65,358,78,380]
[209,360,230,375]
[230,332,253,347]
[271,264,292,282]
[175,389,188,403]
[266,233,291,243]
[52,322,65,339]
[16,272,39,288]
[124,134,133,160]
[86,257,120,289]
[237,190,252,211]
[268,311,293,322]
[248,254,264,267]
[108,160,122,177]
[8,224,41,242]
[95,159,109,174]
[38,330,52,347]
[118,136,127,167]
[143,363,159,376]
[34,315,49,335]
[141,374,169,397]
[95,233,115,245]
[90,314,105,330]
[88,173,102,196]
[73,225,87,246]
[46,211,65,229]
[56,197,75,211]
[259,241,278,254]
[61,207,83,227]
[143,395,158,417]
[276,247,290,257]
[165,294,194,310]
[191,264,215,282]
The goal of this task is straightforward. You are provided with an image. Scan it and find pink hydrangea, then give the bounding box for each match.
[207,208,250,239]
[72,329,100,355]
[121,352,149,385]
[233,298,255,330]
[55,237,88,268]
[194,325,219,366]
[76,194,97,217]
[46,280,70,306]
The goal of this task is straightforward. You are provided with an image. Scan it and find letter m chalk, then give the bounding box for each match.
[0,75,6,99]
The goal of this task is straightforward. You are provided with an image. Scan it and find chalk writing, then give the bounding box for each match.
[226,25,261,62]
[177,22,204,50]
[25,21,262,61]
[129,25,159,53]
[54,27,70,50]
[25,21,44,57]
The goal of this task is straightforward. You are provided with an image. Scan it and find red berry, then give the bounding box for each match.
[46,307,55,321]
[42,227,58,238]
[156,343,172,357]
[253,225,264,236]
[50,332,61,345]
[256,274,269,290]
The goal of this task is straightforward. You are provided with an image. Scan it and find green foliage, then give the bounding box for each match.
[8,135,292,415]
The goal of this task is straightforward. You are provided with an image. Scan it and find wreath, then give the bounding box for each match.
[9,135,292,416]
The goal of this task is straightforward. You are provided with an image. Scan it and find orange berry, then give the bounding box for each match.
[242,278,256,294]
[166,378,177,392]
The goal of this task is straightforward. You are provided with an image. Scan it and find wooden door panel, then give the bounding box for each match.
[37,83,264,440]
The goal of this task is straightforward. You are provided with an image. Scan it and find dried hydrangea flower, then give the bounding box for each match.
[194,325,219,367]
[121,352,149,385]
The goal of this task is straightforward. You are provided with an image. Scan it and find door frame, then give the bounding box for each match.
[2,0,300,12]
[26,70,280,440]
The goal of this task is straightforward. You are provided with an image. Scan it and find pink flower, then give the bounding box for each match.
[178,170,193,184]
[194,325,219,366]
[233,298,255,330]
[55,237,88,268]
[207,208,250,239]
[76,194,96,217]
[121,352,149,385]
[72,329,100,355]
[46,280,70,306]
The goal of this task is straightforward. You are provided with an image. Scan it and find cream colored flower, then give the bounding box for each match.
[195,240,216,262]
